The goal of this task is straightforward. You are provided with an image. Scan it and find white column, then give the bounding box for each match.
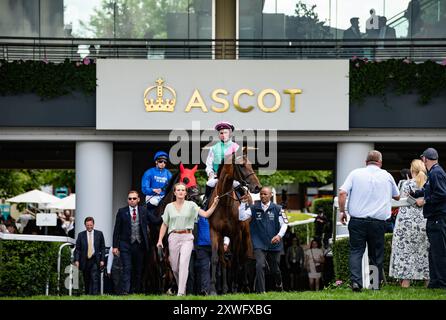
[75,142,113,246]
[336,142,375,189]
[112,151,132,226]
[336,142,374,290]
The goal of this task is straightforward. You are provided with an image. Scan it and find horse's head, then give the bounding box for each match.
[233,149,262,194]
[179,163,200,203]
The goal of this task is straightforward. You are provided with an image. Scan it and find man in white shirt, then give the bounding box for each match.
[338,150,400,291]
[239,187,288,293]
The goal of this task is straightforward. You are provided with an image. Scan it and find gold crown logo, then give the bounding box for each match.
[144,78,176,112]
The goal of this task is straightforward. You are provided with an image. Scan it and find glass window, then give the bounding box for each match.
[63,0,212,39]
[239,0,446,40]
[0,0,213,39]
[0,0,41,37]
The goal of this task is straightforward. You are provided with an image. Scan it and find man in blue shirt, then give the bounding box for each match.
[194,216,212,295]
[239,187,288,293]
[141,151,172,207]
[414,148,446,289]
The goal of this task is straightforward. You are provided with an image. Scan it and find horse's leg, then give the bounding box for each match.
[210,228,220,295]
[222,259,228,294]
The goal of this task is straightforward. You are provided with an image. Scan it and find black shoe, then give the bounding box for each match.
[351,282,362,292]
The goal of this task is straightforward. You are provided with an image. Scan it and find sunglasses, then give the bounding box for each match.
[157,160,167,164]
[128,197,138,200]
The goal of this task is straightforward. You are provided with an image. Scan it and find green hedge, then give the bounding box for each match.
[0,59,96,99]
[0,241,72,297]
[350,58,446,105]
[2,59,446,105]
[311,197,334,221]
[332,233,394,284]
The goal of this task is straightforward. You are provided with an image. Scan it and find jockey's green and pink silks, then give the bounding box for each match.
[210,140,240,173]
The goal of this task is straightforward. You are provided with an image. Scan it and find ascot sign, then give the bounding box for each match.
[144,78,302,114]
[97,60,349,130]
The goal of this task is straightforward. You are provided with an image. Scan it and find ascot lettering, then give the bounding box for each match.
[184,88,302,113]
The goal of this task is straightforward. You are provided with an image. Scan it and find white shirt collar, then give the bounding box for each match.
[261,202,271,210]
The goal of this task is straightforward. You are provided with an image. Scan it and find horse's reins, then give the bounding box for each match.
[217,161,252,202]
[218,189,239,201]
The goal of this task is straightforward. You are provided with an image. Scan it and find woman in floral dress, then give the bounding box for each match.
[389,159,429,287]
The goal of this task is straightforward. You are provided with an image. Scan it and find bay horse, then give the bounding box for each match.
[144,163,199,293]
[208,148,261,294]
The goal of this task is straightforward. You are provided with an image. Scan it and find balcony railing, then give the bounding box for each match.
[1,37,446,62]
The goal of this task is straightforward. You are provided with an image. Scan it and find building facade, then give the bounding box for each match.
[1,0,446,245]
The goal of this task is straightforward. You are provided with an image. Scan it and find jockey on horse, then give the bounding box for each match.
[142,151,173,211]
[204,121,245,207]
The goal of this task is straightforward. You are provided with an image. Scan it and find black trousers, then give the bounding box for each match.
[83,257,100,295]
[186,249,197,295]
[426,216,446,289]
[254,249,282,293]
[348,217,385,288]
[121,241,145,294]
[196,246,212,294]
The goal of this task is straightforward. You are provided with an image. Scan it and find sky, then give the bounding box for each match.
[64,0,411,37]
[64,0,102,37]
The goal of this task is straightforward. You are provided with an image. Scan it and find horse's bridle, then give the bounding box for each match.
[218,159,256,201]
[234,158,256,187]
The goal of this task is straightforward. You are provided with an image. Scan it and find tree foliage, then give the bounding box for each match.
[79,0,191,38]
[177,169,332,193]
[191,169,332,191]
[286,1,331,39]
[0,169,75,199]
[258,170,332,187]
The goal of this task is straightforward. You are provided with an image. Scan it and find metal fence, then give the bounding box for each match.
[1,37,446,62]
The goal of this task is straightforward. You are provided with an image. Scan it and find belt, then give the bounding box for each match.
[350,216,383,222]
[172,229,192,234]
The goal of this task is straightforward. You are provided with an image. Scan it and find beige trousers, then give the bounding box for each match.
[168,232,194,295]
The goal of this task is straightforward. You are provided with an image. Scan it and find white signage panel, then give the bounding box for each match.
[97,59,349,131]
[36,213,58,227]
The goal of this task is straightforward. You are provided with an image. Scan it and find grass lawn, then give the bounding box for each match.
[286,211,314,224]
[3,286,445,300]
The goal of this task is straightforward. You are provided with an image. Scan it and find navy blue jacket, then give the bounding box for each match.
[74,229,106,271]
[414,163,446,219]
[112,205,161,250]
[248,202,283,252]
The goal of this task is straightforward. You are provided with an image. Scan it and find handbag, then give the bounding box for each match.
[311,249,323,273]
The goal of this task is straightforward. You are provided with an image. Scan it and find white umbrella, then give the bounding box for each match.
[6,189,60,204]
[318,183,333,192]
[47,194,76,210]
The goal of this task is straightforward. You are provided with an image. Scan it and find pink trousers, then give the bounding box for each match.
[168,232,194,295]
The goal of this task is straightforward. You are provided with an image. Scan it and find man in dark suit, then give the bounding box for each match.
[343,17,361,39]
[112,190,161,294]
[74,216,106,295]
[378,16,396,39]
